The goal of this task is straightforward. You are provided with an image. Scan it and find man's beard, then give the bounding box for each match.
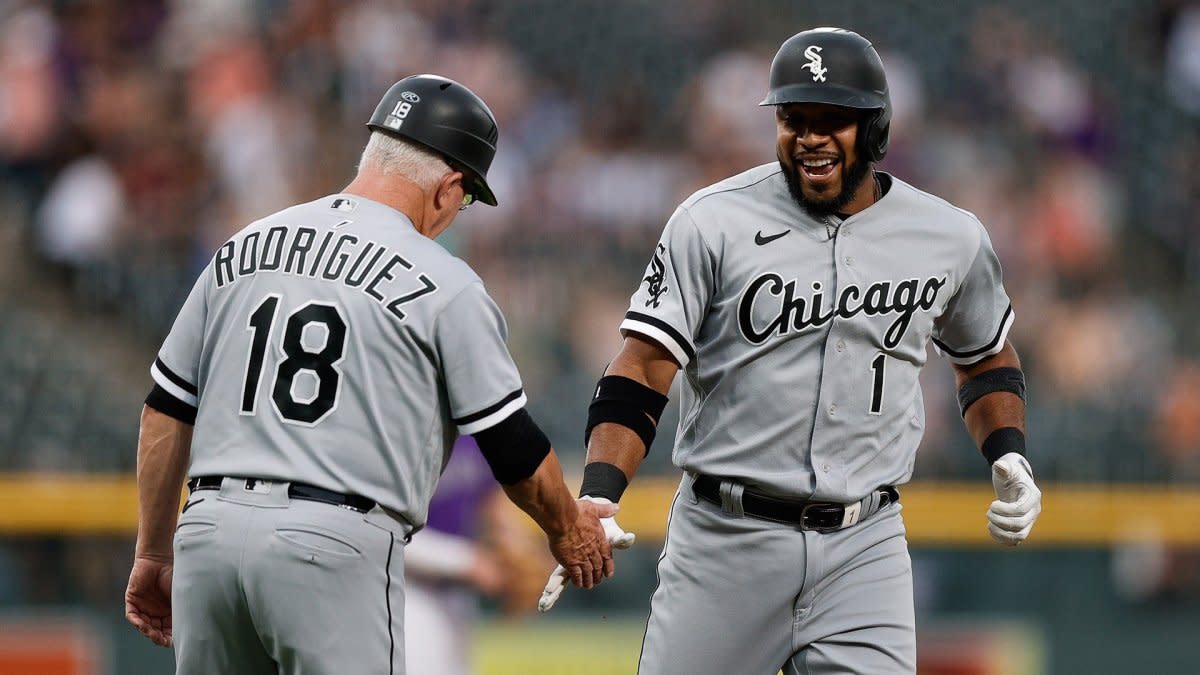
[779,153,872,218]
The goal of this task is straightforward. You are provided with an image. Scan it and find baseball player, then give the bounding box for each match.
[123,74,621,674]
[539,28,1042,674]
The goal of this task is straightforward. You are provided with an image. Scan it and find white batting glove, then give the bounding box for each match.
[987,452,1042,546]
[538,497,635,613]
[585,496,637,549]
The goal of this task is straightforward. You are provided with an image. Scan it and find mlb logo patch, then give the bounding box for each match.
[331,198,357,212]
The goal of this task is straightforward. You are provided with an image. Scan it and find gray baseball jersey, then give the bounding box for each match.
[151,194,526,527]
[622,164,1012,502]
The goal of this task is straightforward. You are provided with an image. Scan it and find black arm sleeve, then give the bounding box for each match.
[145,384,197,425]
[472,407,552,485]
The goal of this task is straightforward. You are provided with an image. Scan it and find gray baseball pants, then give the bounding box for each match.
[171,477,411,674]
[638,475,915,675]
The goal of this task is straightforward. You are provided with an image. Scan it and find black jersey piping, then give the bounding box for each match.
[154,357,198,395]
[932,305,1013,358]
[452,388,524,426]
[624,312,696,362]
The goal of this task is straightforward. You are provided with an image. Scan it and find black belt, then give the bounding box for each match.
[691,474,898,532]
[187,476,377,514]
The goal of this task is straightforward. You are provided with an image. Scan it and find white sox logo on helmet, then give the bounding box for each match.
[801,45,827,82]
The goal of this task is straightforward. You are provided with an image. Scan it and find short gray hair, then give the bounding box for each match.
[360,132,452,191]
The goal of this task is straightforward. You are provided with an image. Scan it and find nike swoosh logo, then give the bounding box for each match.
[755,230,789,245]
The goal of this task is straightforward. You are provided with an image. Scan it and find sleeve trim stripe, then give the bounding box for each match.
[457,393,528,436]
[620,319,692,368]
[151,362,199,407]
[934,306,1014,365]
[453,388,525,426]
[153,357,198,396]
[623,311,695,362]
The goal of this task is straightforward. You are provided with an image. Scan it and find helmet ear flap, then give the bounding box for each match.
[859,109,890,163]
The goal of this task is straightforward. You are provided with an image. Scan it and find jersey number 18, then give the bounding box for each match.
[240,295,347,425]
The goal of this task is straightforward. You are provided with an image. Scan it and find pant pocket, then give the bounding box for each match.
[174,518,218,555]
[176,521,217,537]
[274,527,363,558]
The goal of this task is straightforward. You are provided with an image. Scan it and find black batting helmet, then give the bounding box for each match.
[367,74,499,206]
[760,28,891,162]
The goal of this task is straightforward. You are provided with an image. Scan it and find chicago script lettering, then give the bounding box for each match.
[738,273,946,348]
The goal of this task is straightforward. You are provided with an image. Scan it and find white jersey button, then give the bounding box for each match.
[828,404,838,416]
[836,340,846,352]
[844,256,854,266]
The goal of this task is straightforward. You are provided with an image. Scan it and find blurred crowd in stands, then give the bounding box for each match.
[0,0,1198,487]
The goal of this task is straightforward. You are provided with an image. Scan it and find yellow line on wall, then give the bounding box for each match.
[0,474,1198,546]
[0,475,145,535]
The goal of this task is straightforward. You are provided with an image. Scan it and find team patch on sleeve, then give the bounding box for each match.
[932,305,1014,365]
[150,357,199,407]
[642,243,670,307]
[452,388,528,435]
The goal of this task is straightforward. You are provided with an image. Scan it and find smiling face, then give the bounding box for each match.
[775,102,875,217]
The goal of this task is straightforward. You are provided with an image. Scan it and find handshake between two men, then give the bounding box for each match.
[538,496,636,613]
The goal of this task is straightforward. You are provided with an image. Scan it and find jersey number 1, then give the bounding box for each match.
[241,295,347,425]
[869,353,886,415]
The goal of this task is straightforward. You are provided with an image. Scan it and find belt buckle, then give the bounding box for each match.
[799,502,845,533]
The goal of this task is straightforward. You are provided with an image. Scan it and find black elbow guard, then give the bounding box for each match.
[584,375,669,456]
[957,367,1026,417]
[473,408,551,485]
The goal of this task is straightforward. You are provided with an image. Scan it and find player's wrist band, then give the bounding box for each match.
[981,427,1025,465]
[957,367,1026,417]
[579,462,630,503]
[584,375,669,456]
